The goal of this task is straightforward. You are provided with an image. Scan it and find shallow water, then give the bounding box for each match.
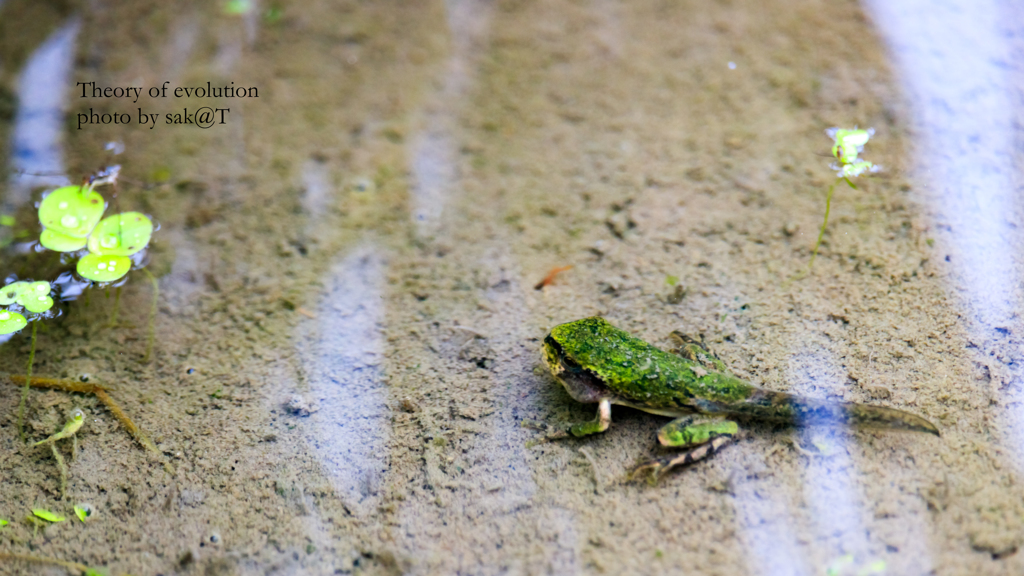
[2,0,1024,574]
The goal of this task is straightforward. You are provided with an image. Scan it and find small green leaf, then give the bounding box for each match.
[85,569,109,576]
[665,275,679,287]
[38,185,106,238]
[40,228,88,252]
[0,281,28,305]
[0,518,8,527]
[17,281,53,314]
[77,253,132,283]
[32,508,65,522]
[224,0,252,14]
[87,212,154,256]
[0,310,27,335]
[74,503,94,522]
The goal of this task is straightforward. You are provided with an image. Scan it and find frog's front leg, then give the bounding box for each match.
[632,415,739,484]
[524,398,611,447]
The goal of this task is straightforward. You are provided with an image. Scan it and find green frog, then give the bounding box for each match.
[529,317,939,483]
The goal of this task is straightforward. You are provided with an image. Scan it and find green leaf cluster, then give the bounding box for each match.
[37,182,153,283]
[0,281,53,335]
[825,127,880,178]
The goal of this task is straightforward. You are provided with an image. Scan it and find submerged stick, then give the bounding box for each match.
[17,322,38,442]
[4,374,169,471]
[92,388,161,456]
[6,374,109,394]
[0,552,89,574]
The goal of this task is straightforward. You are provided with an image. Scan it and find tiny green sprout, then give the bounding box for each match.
[803,127,881,273]
[34,408,85,446]
[858,560,886,576]
[74,503,94,523]
[0,214,14,226]
[826,554,854,576]
[265,6,283,22]
[85,569,109,576]
[827,127,873,164]
[835,159,880,179]
[0,518,8,527]
[223,0,253,15]
[0,310,28,335]
[37,185,106,245]
[77,253,132,283]
[32,508,65,523]
[665,275,679,287]
[87,212,154,257]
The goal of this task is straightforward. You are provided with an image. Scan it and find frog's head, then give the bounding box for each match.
[542,335,566,378]
[542,319,611,404]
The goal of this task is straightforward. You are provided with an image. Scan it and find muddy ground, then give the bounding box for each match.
[1,0,1023,574]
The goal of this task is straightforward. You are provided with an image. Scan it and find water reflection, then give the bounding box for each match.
[299,244,389,515]
[863,0,1024,462]
[735,480,808,576]
[6,19,78,207]
[788,347,871,558]
[408,0,492,236]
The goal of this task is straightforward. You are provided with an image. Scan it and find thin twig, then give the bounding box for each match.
[0,552,89,574]
[93,388,159,456]
[6,374,109,393]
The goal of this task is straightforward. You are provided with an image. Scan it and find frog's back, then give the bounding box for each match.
[550,317,756,409]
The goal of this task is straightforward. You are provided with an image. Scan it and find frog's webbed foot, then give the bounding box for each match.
[668,331,730,374]
[631,416,739,484]
[523,399,611,448]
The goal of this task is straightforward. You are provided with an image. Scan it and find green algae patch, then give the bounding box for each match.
[78,254,132,283]
[87,212,154,256]
[38,185,105,239]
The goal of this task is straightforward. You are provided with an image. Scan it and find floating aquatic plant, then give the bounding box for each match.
[77,254,133,283]
[0,279,55,440]
[37,184,106,252]
[807,127,881,270]
[86,212,153,258]
[0,309,28,335]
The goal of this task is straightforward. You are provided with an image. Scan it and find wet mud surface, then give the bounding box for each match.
[2,0,1024,574]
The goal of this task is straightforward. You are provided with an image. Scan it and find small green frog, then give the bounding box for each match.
[35,408,85,499]
[529,317,939,483]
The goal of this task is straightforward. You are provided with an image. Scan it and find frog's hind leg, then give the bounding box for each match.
[524,398,612,447]
[632,415,739,484]
[668,332,731,374]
